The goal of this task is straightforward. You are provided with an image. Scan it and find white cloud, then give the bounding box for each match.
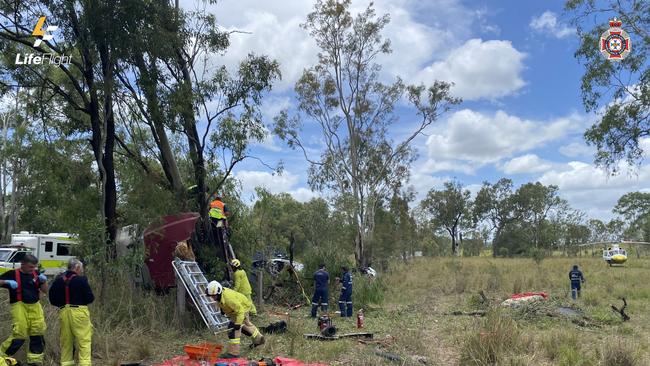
[408,172,453,199]
[530,11,574,39]
[425,110,586,166]
[539,161,650,191]
[290,187,319,202]
[501,154,553,174]
[235,169,317,202]
[415,39,526,100]
[538,161,650,220]
[421,160,478,175]
[236,170,299,194]
[180,0,509,97]
[559,141,595,158]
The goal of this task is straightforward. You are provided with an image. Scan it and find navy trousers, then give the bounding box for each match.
[338,290,352,317]
[311,288,328,317]
[571,281,581,299]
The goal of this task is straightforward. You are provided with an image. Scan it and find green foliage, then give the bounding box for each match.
[421,181,471,256]
[567,0,650,171]
[353,275,385,310]
[530,247,546,265]
[17,138,100,234]
[614,191,650,241]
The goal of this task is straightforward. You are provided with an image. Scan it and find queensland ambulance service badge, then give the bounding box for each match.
[600,18,631,61]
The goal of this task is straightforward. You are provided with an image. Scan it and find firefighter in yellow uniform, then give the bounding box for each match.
[230,259,257,316]
[0,254,48,366]
[49,258,94,366]
[205,281,264,358]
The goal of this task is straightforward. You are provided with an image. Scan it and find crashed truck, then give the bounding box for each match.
[118,213,304,292]
[117,213,203,290]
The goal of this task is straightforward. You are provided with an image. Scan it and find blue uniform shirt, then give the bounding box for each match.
[314,269,329,289]
[341,271,352,291]
[569,269,584,283]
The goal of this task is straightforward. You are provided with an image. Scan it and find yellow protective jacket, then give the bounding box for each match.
[233,269,252,296]
[219,288,252,325]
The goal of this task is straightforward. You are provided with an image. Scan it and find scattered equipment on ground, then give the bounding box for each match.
[304,332,373,341]
[261,320,288,334]
[356,309,364,328]
[500,292,548,307]
[184,343,223,363]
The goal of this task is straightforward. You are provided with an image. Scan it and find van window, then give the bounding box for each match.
[11,252,27,263]
[0,250,11,261]
[45,241,53,252]
[56,243,71,256]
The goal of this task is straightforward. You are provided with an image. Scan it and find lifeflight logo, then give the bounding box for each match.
[15,16,72,66]
[32,16,57,47]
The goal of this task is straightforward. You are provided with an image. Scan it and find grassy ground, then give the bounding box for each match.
[2,256,650,365]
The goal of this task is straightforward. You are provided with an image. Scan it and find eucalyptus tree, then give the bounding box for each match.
[567,0,650,171]
[275,0,459,268]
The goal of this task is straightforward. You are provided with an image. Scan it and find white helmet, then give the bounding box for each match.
[206,281,223,296]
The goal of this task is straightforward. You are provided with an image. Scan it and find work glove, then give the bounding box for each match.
[38,274,47,283]
[4,280,18,289]
[226,227,232,238]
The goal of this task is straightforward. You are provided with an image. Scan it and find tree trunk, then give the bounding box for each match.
[451,231,457,256]
[0,111,8,242]
[134,55,185,201]
[354,228,365,268]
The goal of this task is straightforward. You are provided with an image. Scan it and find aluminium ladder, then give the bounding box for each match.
[172,259,230,333]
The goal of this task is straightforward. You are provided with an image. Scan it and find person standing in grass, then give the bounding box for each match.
[337,266,353,317]
[0,254,48,366]
[311,264,329,318]
[230,259,257,316]
[569,265,586,300]
[49,258,95,366]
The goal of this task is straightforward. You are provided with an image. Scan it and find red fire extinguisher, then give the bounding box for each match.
[357,309,364,328]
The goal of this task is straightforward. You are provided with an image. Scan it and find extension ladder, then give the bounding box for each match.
[172,259,230,333]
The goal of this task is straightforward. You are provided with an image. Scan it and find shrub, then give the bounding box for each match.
[353,275,385,310]
[459,311,522,365]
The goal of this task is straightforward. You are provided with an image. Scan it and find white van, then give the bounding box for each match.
[0,232,77,275]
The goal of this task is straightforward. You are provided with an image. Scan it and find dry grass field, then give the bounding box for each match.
[2,256,649,365]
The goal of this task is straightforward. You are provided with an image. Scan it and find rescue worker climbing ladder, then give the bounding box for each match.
[209,195,235,265]
[49,258,95,366]
[205,281,264,358]
[0,254,48,366]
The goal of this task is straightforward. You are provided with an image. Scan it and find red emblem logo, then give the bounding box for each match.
[600,18,631,61]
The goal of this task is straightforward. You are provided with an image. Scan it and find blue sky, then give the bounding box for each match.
[182,0,649,221]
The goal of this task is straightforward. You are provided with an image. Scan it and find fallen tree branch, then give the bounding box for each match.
[611,297,630,321]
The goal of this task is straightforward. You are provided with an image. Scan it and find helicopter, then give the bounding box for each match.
[578,241,650,266]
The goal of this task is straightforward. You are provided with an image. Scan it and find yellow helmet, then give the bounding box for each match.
[206,281,223,296]
[230,259,241,268]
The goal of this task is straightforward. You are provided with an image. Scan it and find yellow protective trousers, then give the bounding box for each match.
[1,302,46,364]
[59,305,93,366]
[245,294,257,315]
